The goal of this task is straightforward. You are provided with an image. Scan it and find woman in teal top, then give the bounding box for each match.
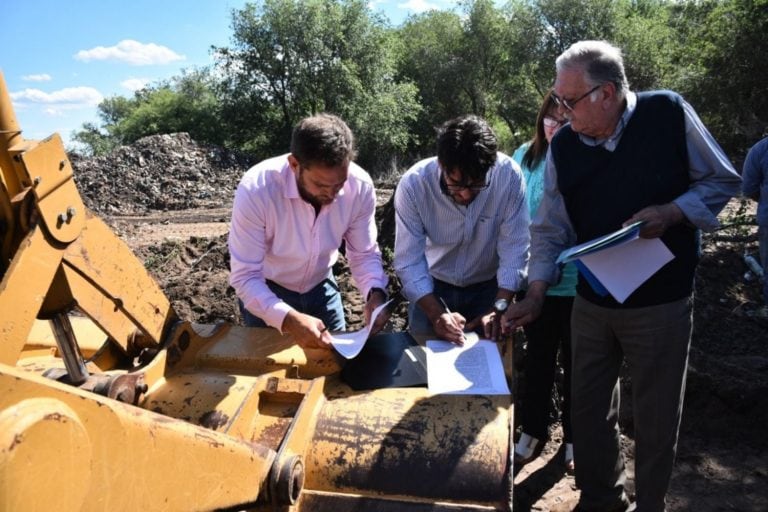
[512,90,577,473]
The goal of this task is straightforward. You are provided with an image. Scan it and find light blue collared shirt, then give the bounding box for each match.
[394,153,530,302]
[512,142,578,297]
[529,91,742,286]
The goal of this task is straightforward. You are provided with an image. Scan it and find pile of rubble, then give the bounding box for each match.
[72,133,258,215]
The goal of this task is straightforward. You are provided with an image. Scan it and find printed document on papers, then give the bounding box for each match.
[426,333,510,395]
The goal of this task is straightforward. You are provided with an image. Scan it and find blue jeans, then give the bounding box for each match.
[238,276,346,331]
[407,277,497,337]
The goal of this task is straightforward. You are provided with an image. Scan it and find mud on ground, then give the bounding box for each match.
[74,133,768,511]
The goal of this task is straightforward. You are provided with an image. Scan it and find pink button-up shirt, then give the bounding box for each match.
[229,154,388,330]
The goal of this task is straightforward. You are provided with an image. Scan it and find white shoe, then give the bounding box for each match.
[514,433,541,465]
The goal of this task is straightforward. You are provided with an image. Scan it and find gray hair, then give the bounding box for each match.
[556,40,629,96]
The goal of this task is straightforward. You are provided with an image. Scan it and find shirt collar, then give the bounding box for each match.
[282,158,301,199]
[578,91,636,151]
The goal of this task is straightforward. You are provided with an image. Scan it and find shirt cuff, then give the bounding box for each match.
[497,269,528,292]
[672,196,720,232]
[528,263,560,287]
[259,301,294,332]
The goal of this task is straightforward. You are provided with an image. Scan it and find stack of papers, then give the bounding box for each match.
[557,221,674,303]
[425,333,510,395]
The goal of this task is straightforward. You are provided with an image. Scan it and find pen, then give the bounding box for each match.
[438,297,466,341]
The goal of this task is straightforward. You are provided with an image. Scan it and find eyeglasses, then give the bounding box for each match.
[543,116,565,128]
[551,84,601,111]
[440,171,489,193]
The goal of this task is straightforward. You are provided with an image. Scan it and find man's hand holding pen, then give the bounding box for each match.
[436,297,466,346]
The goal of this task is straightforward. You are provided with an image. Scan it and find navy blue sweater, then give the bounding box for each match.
[551,91,698,308]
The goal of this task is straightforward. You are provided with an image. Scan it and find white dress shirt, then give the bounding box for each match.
[394,152,530,303]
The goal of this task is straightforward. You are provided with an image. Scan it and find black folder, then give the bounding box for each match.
[341,331,428,390]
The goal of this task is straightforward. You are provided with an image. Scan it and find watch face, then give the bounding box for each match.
[494,299,508,312]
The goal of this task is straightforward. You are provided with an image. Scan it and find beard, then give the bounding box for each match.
[297,170,337,208]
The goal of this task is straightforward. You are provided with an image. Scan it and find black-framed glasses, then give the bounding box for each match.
[551,84,601,111]
[440,171,490,194]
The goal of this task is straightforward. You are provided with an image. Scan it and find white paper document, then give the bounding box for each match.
[330,300,393,359]
[578,237,674,303]
[426,333,510,395]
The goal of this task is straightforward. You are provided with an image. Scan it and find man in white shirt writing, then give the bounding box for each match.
[394,115,530,344]
[229,114,389,349]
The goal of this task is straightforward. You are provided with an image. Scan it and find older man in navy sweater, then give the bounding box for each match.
[503,41,741,512]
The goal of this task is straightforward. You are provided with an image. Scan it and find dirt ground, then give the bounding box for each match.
[74,134,767,511]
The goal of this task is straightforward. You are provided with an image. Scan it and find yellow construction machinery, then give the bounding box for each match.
[0,70,514,511]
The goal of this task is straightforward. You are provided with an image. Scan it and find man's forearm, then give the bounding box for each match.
[416,293,447,324]
[525,280,549,303]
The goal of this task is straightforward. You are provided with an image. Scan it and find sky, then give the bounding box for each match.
[1,0,457,148]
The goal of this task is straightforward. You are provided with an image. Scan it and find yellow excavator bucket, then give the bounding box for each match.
[0,70,515,512]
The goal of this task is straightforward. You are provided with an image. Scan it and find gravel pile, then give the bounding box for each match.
[72,133,258,215]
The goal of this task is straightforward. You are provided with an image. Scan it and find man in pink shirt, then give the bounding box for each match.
[229,114,389,349]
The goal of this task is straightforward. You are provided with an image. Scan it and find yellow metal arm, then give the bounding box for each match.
[0,71,177,365]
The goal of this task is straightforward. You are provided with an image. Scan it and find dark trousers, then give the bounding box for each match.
[238,275,346,331]
[520,295,574,443]
[759,226,768,303]
[407,277,497,337]
[571,295,692,512]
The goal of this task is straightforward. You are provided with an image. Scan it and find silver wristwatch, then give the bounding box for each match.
[493,298,509,314]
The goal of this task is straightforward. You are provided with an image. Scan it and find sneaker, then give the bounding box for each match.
[565,442,575,474]
[514,432,541,466]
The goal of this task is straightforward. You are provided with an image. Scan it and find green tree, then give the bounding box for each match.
[73,69,224,154]
[668,0,768,156]
[396,0,520,154]
[71,122,119,156]
[496,0,548,146]
[457,0,514,117]
[496,0,622,147]
[72,95,136,154]
[73,0,763,167]
[115,71,224,146]
[612,0,676,92]
[395,10,468,155]
[215,0,420,173]
[97,95,136,128]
